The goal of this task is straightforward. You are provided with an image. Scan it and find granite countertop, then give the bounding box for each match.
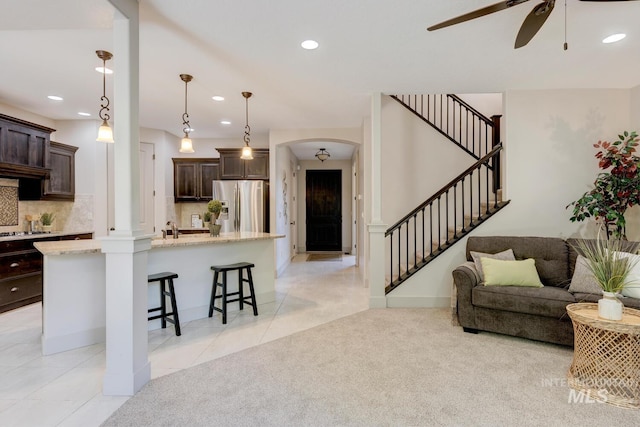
[34,232,285,256]
[0,230,93,242]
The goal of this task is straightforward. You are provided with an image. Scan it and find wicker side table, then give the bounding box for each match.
[566,303,640,409]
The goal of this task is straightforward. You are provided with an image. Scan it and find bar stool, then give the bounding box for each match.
[208,262,258,324]
[147,272,181,336]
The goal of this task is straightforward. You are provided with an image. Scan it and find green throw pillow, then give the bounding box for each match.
[480,257,544,288]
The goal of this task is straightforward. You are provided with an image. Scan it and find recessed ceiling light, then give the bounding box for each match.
[212,96,225,101]
[602,33,626,44]
[95,66,114,74]
[77,112,91,116]
[220,120,231,125]
[47,95,63,101]
[301,40,319,50]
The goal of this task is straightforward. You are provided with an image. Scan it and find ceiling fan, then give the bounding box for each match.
[427,0,638,49]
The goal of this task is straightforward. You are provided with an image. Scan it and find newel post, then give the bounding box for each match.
[491,115,502,196]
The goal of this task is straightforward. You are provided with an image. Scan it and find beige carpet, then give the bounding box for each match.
[307,253,343,261]
[103,308,638,426]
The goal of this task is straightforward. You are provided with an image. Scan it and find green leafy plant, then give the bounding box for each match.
[567,130,640,239]
[571,230,639,294]
[40,212,55,226]
[207,199,222,214]
[203,211,212,222]
[207,200,222,224]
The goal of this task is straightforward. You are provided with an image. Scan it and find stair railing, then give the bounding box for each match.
[384,143,506,293]
[391,94,501,163]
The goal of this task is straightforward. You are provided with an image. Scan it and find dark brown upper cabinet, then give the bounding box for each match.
[173,158,220,202]
[43,141,78,201]
[0,114,54,179]
[217,148,269,180]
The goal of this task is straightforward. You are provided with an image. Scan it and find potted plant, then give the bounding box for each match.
[571,229,640,320]
[567,130,640,239]
[203,211,212,228]
[207,199,223,236]
[40,212,55,232]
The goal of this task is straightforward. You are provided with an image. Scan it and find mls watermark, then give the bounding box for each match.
[540,377,637,404]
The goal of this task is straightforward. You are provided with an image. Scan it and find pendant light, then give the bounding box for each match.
[315,148,330,162]
[179,74,195,153]
[240,91,253,160]
[96,50,114,143]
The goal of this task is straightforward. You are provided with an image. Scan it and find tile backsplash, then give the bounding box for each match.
[0,178,19,226]
[0,184,94,233]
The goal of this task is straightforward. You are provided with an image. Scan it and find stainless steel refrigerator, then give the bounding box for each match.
[212,180,268,233]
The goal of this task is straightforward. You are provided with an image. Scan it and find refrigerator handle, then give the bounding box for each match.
[234,183,240,232]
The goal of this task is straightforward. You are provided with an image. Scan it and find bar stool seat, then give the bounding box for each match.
[208,262,258,324]
[148,271,181,336]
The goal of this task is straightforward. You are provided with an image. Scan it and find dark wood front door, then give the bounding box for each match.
[306,170,341,251]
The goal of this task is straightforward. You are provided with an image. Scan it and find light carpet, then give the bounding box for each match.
[103,308,638,426]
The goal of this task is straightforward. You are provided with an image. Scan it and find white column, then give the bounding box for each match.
[368,93,387,308]
[102,0,151,396]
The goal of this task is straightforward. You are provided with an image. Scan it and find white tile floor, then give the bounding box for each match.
[0,254,368,427]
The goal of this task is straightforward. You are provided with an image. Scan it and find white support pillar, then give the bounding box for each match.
[368,93,387,308]
[102,0,152,396]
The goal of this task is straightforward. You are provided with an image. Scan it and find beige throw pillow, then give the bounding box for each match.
[568,255,602,294]
[480,258,544,288]
[470,248,515,282]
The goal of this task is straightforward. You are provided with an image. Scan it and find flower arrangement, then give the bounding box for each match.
[567,130,640,239]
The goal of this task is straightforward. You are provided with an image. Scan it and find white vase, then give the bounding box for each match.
[598,291,623,321]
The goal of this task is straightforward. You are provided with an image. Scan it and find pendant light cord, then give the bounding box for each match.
[244,96,251,146]
[182,79,190,133]
[563,0,568,51]
[99,57,110,121]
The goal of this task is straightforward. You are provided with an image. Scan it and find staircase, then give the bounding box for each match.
[384,94,510,294]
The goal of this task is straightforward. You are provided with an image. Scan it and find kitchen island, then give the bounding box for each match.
[34,232,283,355]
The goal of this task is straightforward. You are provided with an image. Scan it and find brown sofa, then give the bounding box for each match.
[452,236,640,346]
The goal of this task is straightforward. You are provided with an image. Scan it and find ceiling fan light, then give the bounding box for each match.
[602,33,626,44]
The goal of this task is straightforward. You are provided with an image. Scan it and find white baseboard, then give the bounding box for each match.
[386,296,450,308]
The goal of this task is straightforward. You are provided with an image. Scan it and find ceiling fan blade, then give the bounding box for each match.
[428,0,531,31]
[514,1,555,49]
[580,0,639,2]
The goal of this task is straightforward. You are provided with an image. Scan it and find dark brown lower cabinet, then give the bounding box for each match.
[0,233,92,313]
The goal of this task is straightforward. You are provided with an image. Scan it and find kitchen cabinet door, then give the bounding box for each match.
[0,114,54,177]
[43,141,78,201]
[173,158,219,202]
[217,148,269,180]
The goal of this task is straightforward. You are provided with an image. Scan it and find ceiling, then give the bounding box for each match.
[0,0,638,161]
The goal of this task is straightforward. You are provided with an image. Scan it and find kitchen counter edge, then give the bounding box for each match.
[33,232,285,256]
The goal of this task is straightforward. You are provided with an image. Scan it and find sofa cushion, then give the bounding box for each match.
[472,285,575,319]
[615,251,640,299]
[568,255,602,294]
[467,236,570,287]
[470,248,515,282]
[481,258,543,288]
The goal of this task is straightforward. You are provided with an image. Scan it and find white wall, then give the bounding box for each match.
[386,88,634,307]
[380,95,475,228]
[273,145,294,275]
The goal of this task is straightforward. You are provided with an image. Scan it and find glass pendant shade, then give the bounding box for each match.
[241,145,253,160]
[97,119,114,143]
[180,135,194,153]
